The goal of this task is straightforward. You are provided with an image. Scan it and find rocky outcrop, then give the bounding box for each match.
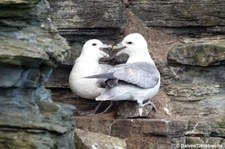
[168,39,225,66]
[128,0,225,35]
[45,0,225,148]
[47,0,128,65]
[0,0,75,149]
[163,38,225,146]
[75,116,187,149]
[165,38,225,106]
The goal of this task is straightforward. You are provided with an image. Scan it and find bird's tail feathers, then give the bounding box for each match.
[96,94,113,101]
[95,89,117,101]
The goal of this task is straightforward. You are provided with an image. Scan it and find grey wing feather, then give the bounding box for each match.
[84,64,114,79]
[96,64,113,88]
[111,63,160,89]
[86,62,160,89]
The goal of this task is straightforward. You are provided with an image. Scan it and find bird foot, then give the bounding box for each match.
[98,101,113,114]
[77,102,102,116]
[139,100,157,113]
[77,101,113,116]
[78,110,97,116]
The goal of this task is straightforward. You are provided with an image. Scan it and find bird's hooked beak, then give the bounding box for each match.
[99,44,112,58]
[113,43,127,56]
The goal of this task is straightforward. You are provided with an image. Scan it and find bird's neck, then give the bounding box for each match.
[79,53,100,62]
[127,52,155,64]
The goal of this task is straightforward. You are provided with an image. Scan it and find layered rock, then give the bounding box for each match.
[45,0,225,148]
[165,39,225,108]
[163,38,225,147]
[128,0,225,35]
[0,0,75,148]
[168,39,225,66]
[47,0,128,65]
[75,116,187,149]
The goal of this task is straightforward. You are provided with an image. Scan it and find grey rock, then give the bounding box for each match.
[37,101,60,113]
[161,38,225,121]
[39,65,54,85]
[0,88,43,122]
[129,0,225,35]
[0,120,73,149]
[47,0,128,65]
[34,86,52,102]
[167,39,225,66]
[46,66,71,88]
[0,66,23,87]
[0,0,38,5]
[0,0,50,19]
[0,0,75,148]
[0,19,69,67]
[0,38,49,66]
[0,65,55,88]
[48,0,127,29]
[164,65,225,85]
[16,68,41,88]
[163,62,225,117]
[0,131,54,149]
[130,0,225,27]
[0,87,76,149]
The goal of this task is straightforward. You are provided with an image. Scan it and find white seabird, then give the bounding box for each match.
[86,33,160,112]
[69,39,112,114]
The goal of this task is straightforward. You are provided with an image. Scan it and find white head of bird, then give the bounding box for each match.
[115,33,152,63]
[80,39,109,61]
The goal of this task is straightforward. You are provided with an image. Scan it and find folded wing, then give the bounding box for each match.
[86,62,160,89]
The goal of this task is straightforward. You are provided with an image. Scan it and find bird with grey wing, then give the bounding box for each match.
[85,33,161,115]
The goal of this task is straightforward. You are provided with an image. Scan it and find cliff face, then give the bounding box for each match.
[129,0,225,35]
[0,0,75,148]
[46,0,225,148]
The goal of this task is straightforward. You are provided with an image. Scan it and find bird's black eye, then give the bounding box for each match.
[92,43,97,46]
[127,41,132,44]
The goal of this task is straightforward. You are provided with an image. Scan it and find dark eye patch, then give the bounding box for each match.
[127,41,132,44]
[92,43,97,46]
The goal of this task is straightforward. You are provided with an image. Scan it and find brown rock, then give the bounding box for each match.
[75,116,188,148]
[75,128,127,149]
[117,101,155,118]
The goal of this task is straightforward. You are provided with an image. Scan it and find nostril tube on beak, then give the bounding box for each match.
[112,44,126,51]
